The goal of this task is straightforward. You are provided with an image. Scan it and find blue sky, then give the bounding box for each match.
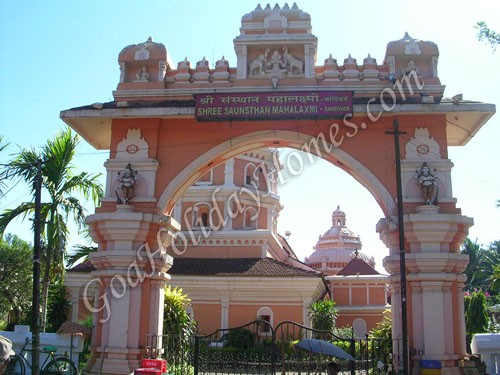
[1,0,499,270]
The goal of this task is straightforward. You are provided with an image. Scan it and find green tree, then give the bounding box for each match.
[46,281,71,332]
[163,286,195,337]
[0,128,103,331]
[465,290,488,343]
[307,299,338,332]
[461,238,488,292]
[490,264,500,292]
[0,234,33,324]
[475,22,500,51]
[369,309,392,340]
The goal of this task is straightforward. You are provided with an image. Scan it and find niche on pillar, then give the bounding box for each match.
[102,128,159,204]
[401,127,455,206]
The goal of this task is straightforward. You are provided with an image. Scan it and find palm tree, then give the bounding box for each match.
[66,244,97,269]
[66,226,97,269]
[490,264,500,292]
[0,135,10,198]
[461,238,486,292]
[0,128,103,331]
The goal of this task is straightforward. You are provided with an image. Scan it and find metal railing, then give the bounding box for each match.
[145,321,399,375]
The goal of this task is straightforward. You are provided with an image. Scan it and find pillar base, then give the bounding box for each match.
[82,347,142,375]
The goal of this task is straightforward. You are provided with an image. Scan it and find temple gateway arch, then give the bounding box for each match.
[61,4,495,375]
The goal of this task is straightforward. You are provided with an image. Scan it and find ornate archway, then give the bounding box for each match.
[61,4,494,375]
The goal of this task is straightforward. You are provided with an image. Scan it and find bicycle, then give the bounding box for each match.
[5,337,78,375]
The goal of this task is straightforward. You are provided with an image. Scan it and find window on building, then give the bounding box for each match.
[244,207,258,229]
[260,315,271,332]
[201,212,208,227]
[193,203,211,229]
[244,163,259,187]
[257,307,273,335]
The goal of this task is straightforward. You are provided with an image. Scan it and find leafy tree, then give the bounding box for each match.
[462,238,487,292]
[465,290,488,344]
[490,264,500,292]
[0,234,33,324]
[0,128,103,331]
[308,299,338,332]
[46,281,71,332]
[163,286,195,337]
[369,309,392,340]
[475,22,500,51]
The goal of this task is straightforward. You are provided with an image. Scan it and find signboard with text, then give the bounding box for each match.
[195,91,353,121]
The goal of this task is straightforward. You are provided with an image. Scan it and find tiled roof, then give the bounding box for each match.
[336,257,380,276]
[68,257,322,277]
[170,257,322,277]
[67,260,95,273]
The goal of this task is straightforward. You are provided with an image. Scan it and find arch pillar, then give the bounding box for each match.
[378,208,471,375]
[82,205,180,375]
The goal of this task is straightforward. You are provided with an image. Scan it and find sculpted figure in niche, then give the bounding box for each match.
[268,49,287,73]
[415,162,438,205]
[282,48,304,74]
[136,66,150,81]
[249,48,270,75]
[402,60,420,77]
[115,163,138,204]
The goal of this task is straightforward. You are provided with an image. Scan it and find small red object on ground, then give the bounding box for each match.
[141,358,168,373]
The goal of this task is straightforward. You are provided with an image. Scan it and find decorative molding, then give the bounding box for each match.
[116,129,149,160]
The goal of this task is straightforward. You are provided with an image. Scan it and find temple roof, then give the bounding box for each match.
[169,257,321,277]
[67,260,95,272]
[68,257,321,277]
[336,257,380,276]
[306,206,374,267]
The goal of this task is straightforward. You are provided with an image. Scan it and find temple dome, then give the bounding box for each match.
[305,206,374,274]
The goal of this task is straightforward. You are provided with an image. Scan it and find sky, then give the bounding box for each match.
[0,0,499,272]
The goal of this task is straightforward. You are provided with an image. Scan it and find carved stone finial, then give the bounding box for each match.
[325,54,337,66]
[178,57,190,69]
[344,54,357,65]
[415,162,438,205]
[196,57,209,69]
[363,53,376,65]
[216,56,229,68]
[115,163,138,204]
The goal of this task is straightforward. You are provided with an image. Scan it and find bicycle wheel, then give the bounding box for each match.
[44,356,78,375]
[5,354,26,375]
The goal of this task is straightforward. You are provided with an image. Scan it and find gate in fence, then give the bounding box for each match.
[145,320,398,375]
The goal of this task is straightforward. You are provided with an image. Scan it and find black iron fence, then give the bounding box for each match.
[145,320,399,375]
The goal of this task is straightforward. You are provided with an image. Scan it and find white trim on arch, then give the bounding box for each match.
[157,130,396,216]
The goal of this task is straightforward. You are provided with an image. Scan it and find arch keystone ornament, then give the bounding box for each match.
[60,4,495,375]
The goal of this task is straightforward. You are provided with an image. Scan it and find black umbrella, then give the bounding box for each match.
[294,339,355,361]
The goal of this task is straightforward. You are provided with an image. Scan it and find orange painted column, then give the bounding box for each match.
[379,206,471,375]
[83,205,180,375]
